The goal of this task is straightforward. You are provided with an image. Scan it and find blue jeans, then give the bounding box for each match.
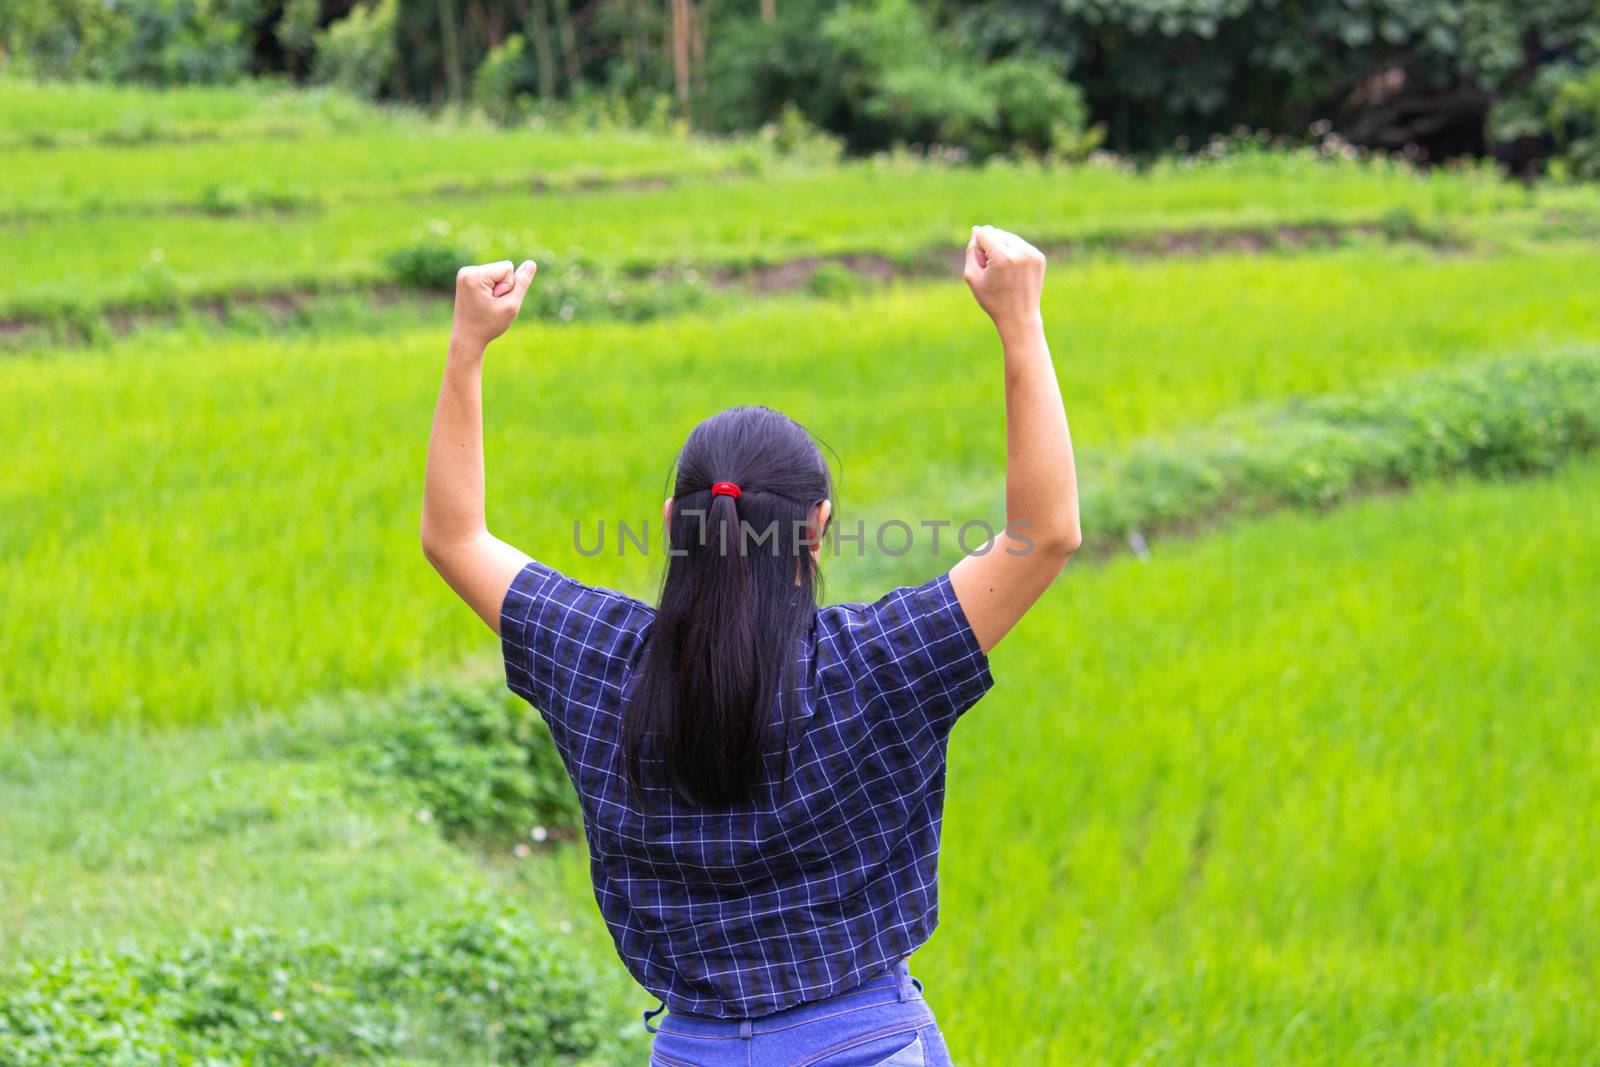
[648,961,953,1067]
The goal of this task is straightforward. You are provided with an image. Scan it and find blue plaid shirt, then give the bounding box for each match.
[500,561,994,1018]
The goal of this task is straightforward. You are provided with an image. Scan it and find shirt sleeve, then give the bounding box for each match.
[822,572,996,740]
[499,560,651,744]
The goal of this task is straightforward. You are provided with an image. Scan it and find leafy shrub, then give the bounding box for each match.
[704,0,1090,158]
[366,681,579,843]
[385,240,472,290]
[1084,349,1600,545]
[962,0,1598,159]
[472,33,532,125]
[0,904,611,1065]
[374,909,611,1060]
[1378,205,1421,242]
[1547,64,1600,179]
[752,103,846,166]
[274,0,321,76]
[808,262,865,298]
[1,0,261,83]
[312,0,398,98]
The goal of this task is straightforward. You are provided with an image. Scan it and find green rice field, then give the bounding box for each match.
[3,79,1598,1065]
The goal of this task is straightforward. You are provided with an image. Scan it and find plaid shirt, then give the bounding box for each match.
[500,561,994,1019]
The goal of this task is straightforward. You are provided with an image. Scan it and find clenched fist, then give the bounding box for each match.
[963,226,1045,338]
[451,259,538,350]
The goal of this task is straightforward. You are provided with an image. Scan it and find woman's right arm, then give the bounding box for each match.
[421,259,538,634]
[948,226,1081,653]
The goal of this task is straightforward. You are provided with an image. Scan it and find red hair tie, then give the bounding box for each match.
[710,481,742,500]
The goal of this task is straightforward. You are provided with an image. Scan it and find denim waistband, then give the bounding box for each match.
[651,960,926,1039]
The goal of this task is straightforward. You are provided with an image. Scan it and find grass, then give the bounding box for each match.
[0,692,650,1064]
[0,78,389,146]
[7,458,1596,1063]
[0,127,750,218]
[6,150,1581,319]
[6,76,1598,1064]
[0,702,480,963]
[924,456,1600,1063]
[4,246,1598,726]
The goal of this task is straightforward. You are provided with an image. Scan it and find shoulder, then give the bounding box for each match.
[809,573,994,738]
[501,559,655,639]
[816,573,971,659]
[500,561,654,724]
[814,573,992,713]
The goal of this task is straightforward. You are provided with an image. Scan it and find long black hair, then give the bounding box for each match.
[623,406,833,808]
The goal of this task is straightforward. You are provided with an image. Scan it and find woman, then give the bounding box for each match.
[421,226,1079,1066]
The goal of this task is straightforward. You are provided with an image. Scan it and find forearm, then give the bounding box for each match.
[421,337,490,552]
[998,318,1080,553]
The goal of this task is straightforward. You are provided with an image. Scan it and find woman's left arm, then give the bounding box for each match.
[421,259,539,634]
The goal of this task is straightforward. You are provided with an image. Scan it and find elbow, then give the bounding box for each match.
[1035,515,1082,563]
[421,522,489,572]
[420,526,447,571]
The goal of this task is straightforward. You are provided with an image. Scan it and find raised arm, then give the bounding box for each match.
[421,259,539,634]
[948,226,1081,653]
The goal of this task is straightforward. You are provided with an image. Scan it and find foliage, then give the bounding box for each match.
[808,261,866,298]
[705,0,1090,158]
[274,0,320,75]
[312,0,399,99]
[385,240,474,290]
[471,32,530,125]
[116,0,264,85]
[0,905,611,1065]
[365,681,580,843]
[3,0,1596,167]
[751,103,846,166]
[963,0,1599,157]
[0,0,261,83]
[1546,65,1600,179]
[1486,21,1600,177]
[1084,350,1600,544]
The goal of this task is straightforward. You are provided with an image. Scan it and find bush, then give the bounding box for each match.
[1084,349,1600,546]
[0,904,611,1066]
[472,33,532,125]
[385,240,472,290]
[966,0,1597,159]
[312,0,398,98]
[1547,64,1600,179]
[274,0,320,76]
[808,261,865,298]
[366,681,579,843]
[704,0,1090,158]
[0,0,260,83]
[752,103,846,165]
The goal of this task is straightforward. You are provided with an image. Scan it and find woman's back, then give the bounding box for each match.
[503,561,993,1017]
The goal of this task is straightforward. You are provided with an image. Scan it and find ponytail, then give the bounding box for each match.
[624,407,832,808]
